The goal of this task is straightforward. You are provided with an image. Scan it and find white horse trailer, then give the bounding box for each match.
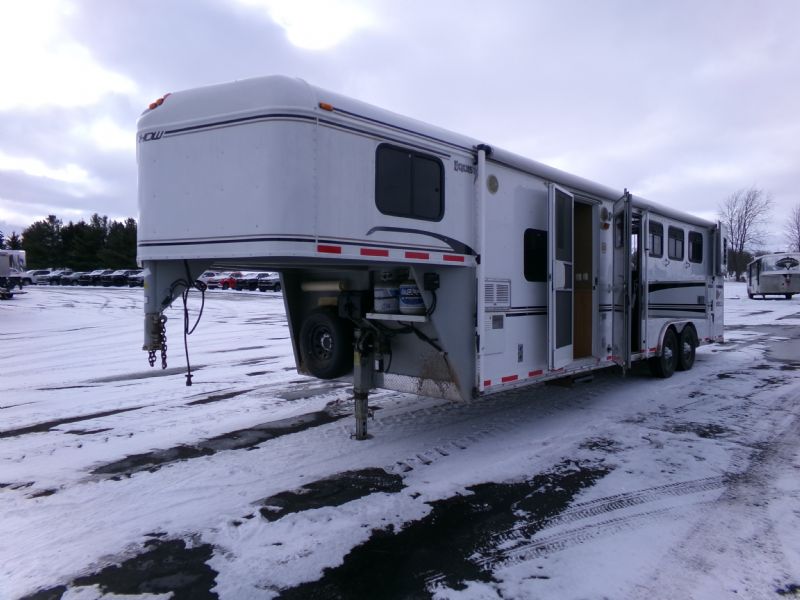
[0,249,26,299]
[137,76,726,438]
[746,253,800,299]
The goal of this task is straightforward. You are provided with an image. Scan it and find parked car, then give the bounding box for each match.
[235,272,265,291]
[208,271,242,290]
[102,269,141,286]
[22,269,52,285]
[205,272,230,289]
[128,271,145,287]
[197,271,219,286]
[60,271,87,285]
[80,269,114,286]
[257,272,281,292]
[48,269,74,285]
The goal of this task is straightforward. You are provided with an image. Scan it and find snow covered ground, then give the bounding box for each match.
[1,282,799,600]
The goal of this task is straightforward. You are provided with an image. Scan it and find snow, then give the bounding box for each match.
[1,282,799,599]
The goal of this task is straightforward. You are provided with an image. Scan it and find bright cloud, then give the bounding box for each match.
[0,1,136,110]
[87,118,136,153]
[235,0,373,50]
[0,150,90,185]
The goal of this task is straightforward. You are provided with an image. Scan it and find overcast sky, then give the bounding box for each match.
[1,0,798,249]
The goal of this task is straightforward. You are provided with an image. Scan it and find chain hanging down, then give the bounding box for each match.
[147,315,168,369]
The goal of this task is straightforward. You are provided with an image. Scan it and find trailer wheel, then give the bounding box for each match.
[786,293,793,300]
[299,308,353,379]
[650,327,678,378]
[676,326,697,371]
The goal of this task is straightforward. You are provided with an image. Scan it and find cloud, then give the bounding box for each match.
[0,150,91,186]
[234,0,374,50]
[0,1,137,111]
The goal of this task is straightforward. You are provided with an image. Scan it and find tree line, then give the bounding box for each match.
[0,214,137,270]
[1,188,798,276]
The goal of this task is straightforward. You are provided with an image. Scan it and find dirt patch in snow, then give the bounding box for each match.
[255,468,405,523]
[92,407,348,478]
[277,460,609,599]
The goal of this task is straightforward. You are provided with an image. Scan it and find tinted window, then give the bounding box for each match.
[376,145,443,221]
[649,221,663,257]
[688,231,703,263]
[668,226,684,260]
[524,228,547,282]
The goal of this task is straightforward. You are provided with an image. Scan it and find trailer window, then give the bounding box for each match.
[376,145,443,221]
[524,228,547,282]
[668,227,684,261]
[648,221,663,257]
[688,231,703,263]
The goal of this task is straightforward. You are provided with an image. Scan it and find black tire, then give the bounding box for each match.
[786,294,793,300]
[222,282,229,290]
[299,308,353,379]
[274,282,281,292]
[676,326,697,371]
[747,291,753,299]
[649,327,678,378]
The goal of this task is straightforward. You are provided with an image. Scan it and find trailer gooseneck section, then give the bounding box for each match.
[137,75,726,438]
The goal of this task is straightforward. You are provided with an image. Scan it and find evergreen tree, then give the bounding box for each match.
[8,232,23,250]
[99,218,137,268]
[21,215,63,268]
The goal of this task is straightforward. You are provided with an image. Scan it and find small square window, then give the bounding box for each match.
[688,231,703,264]
[649,221,663,257]
[375,145,443,221]
[668,226,684,261]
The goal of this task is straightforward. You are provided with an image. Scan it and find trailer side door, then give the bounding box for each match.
[549,184,574,369]
[612,191,632,370]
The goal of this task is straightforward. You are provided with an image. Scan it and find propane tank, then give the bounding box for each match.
[373,271,399,313]
[399,278,425,315]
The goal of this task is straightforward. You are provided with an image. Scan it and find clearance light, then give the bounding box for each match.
[147,93,171,111]
[319,102,334,111]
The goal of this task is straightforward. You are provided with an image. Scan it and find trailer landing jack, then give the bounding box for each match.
[353,328,374,440]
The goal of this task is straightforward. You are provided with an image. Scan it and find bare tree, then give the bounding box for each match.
[785,203,800,252]
[718,187,773,279]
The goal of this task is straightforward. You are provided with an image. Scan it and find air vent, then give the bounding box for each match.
[484,279,511,311]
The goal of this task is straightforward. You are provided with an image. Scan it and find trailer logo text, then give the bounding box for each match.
[453,160,475,175]
[138,131,164,143]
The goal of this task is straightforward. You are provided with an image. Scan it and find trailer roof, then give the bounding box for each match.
[139,75,715,230]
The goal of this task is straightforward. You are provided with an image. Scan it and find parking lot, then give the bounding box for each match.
[2,283,799,599]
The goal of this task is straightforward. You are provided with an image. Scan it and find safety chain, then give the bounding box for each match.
[147,315,169,369]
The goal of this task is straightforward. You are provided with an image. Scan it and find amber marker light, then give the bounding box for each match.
[319,102,334,111]
[147,93,171,111]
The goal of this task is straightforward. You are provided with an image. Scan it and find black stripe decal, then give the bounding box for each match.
[649,282,706,292]
[139,235,461,255]
[332,107,473,154]
[155,112,455,159]
[365,227,474,255]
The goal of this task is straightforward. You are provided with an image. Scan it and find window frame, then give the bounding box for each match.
[523,228,548,282]
[375,144,445,222]
[648,221,664,258]
[688,231,703,264]
[667,226,684,261]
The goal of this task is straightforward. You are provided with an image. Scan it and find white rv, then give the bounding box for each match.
[746,253,799,299]
[0,249,26,299]
[137,76,726,438]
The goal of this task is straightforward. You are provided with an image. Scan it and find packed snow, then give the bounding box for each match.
[1,282,799,599]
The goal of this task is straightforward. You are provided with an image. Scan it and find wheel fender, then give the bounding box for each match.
[655,320,691,355]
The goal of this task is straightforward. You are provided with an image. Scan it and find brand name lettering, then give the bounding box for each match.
[138,131,164,143]
[454,160,475,175]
